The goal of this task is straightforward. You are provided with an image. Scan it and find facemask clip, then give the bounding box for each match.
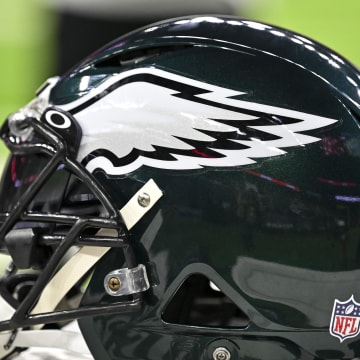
[104,264,150,296]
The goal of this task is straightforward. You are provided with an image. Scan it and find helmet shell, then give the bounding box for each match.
[46,16,360,359]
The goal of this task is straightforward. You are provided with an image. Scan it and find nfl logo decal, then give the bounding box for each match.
[330,295,360,342]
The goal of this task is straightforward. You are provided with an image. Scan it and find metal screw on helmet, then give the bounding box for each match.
[138,192,151,207]
[108,277,121,292]
[8,111,32,138]
[213,347,231,360]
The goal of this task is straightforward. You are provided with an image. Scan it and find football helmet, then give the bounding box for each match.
[0,15,359,359]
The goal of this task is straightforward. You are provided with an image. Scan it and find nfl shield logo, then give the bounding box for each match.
[330,295,360,342]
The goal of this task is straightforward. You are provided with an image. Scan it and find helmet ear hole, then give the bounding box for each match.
[162,273,249,328]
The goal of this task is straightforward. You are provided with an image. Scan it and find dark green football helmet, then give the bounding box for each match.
[0,15,359,359]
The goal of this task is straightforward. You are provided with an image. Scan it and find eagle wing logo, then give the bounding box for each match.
[58,68,338,175]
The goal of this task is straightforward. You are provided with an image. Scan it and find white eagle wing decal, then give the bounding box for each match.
[59,68,338,175]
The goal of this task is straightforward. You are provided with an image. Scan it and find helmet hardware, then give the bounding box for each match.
[137,192,151,207]
[213,347,231,360]
[108,277,121,292]
[5,228,48,269]
[104,264,150,296]
[7,111,33,139]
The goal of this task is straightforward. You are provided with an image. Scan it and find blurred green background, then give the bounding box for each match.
[0,1,56,164]
[0,0,359,166]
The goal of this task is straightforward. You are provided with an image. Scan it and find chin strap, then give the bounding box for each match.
[0,244,101,358]
[0,178,163,358]
[0,294,91,357]
[0,322,91,357]
[31,244,112,319]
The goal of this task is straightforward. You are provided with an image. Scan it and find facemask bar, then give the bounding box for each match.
[0,116,143,332]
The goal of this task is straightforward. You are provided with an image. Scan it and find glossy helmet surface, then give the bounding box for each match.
[0,15,360,359]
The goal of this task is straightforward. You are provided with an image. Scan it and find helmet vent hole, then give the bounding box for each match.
[95,45,194,68]
[162,273,249,328]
